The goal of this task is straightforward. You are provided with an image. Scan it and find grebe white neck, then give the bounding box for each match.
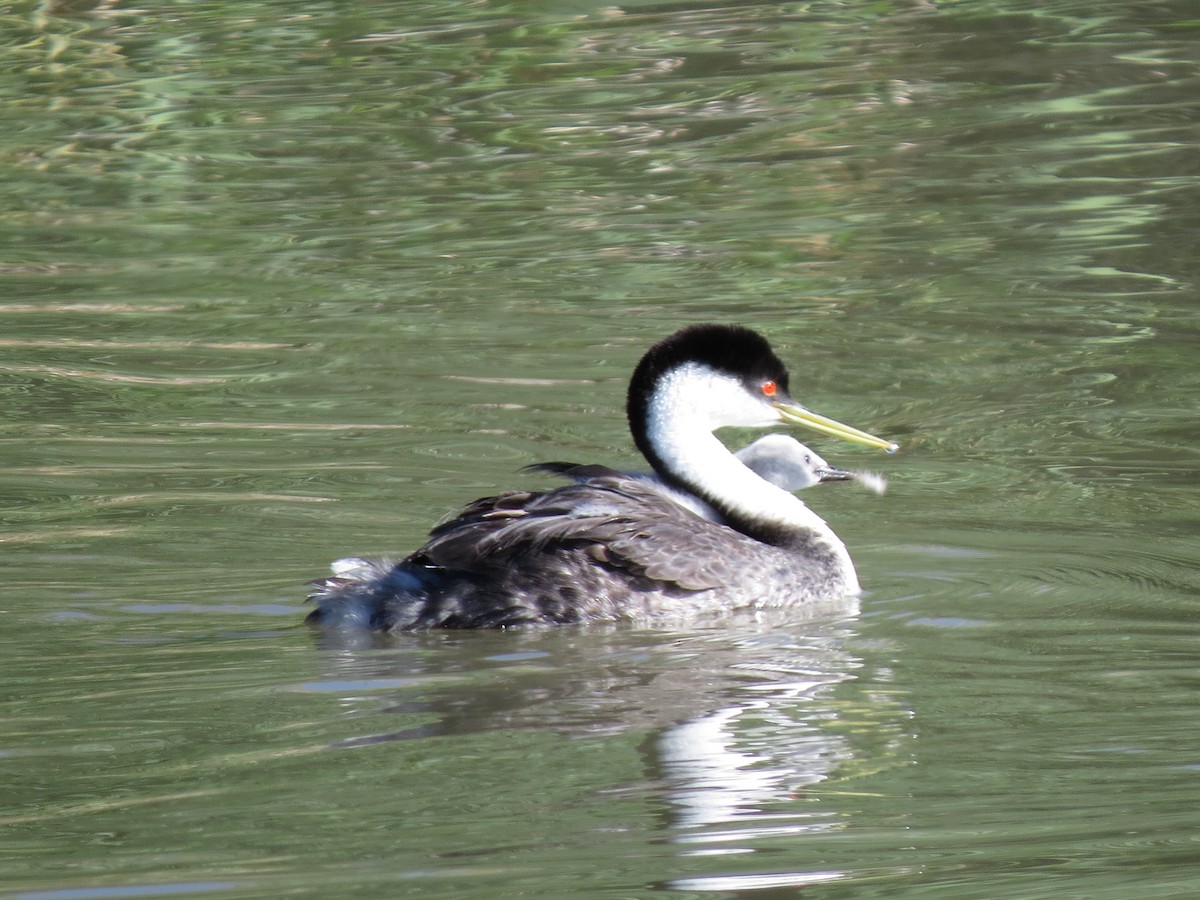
[642,364,857,586]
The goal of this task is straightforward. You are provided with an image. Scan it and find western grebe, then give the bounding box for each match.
[307,324,897,631]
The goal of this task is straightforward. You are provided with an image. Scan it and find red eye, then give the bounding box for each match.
[761,380,777,397]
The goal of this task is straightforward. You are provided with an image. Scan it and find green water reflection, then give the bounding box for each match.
[2,1,1198,897]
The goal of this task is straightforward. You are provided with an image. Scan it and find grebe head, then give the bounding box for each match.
[627,325,897,474]
[734,434,854,491]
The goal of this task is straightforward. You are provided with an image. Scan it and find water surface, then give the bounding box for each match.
[2,1,1199,897]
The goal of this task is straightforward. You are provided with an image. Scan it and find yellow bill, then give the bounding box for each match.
[774,401,899,453]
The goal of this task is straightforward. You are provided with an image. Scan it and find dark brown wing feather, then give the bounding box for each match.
[416,473,742,591]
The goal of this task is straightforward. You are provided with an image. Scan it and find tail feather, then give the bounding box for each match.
[306,557,431,631]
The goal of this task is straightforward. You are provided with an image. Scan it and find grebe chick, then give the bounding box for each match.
[540,434,861,523]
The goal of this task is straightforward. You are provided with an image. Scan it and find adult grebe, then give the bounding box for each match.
[307,324,897,631]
